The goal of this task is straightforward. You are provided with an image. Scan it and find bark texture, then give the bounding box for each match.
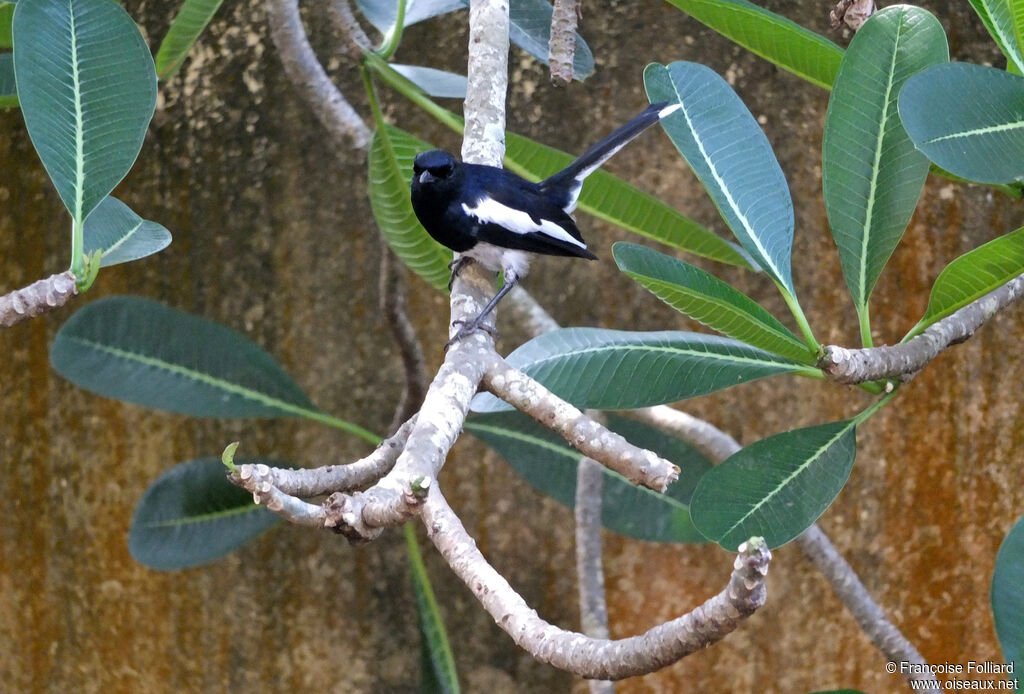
[0,0,1020,692]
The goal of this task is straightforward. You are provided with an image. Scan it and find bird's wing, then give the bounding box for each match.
[461,178,597,259]
[539,102,682,213]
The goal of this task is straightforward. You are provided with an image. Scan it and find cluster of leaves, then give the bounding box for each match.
[31,0,1024,684]
[0,0,230,287]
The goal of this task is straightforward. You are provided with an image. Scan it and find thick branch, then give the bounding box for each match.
[548,0,580,86]
[422,488,770,680]
[0,271,77,328]
[266,0,372,150]
[461,0,509,167]
[820,272,1024,384]
[484,357,680,492]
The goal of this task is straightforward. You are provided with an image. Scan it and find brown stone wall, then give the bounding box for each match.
[0,0,1020,692]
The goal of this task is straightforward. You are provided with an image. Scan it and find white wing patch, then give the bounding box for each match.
[658,103,683,119]
[462,197,586,249]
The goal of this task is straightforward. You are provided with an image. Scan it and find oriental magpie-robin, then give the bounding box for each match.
[410,101,682,344]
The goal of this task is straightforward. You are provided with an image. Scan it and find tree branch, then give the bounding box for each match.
[380,243,429,432]
[798,526,939,692]
[484,357,680,492]
[575,455,615,693]
[327,0,372,58]
[548,0,581,86]
[820,272,1024,384]
[422,487,770,680]
[230,415,416,498]
[0,271,78,328]
[626,404,940,690]
[265,0,372,150]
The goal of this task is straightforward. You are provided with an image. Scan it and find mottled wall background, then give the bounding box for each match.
[1,0,1021,692]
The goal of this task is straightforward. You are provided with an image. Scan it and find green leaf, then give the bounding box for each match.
[50,296,320,418]
[967,0,1024,73]
[690,419,858,551]
[0,52,16,108]
[128,457,280,570]
[899,63,1024,184]
[504,132,754,269]
[822,7,948,317]
[0,3,13,49]
[905,226,1024,339]
[13,0,157,223]
[664,0,843,89]
[369,125,453,291]
[83,196,172,267]
[391,64,466,99]
[613,242,811,363]
[155,0,225,79]
[992,514,1024,669]
[405,525,460,694]
[471,328,807,413]
[645,61,795,294]
[465,411,710,543]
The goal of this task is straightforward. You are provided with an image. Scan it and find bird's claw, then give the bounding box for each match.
[445,318,498,350]
[447,256,472,291]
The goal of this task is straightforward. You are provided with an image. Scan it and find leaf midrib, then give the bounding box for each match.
[65,334,316,416]
[139,502,263,529]
[515,338,800,375]
[856,13,905,309]
[720,422,854,541]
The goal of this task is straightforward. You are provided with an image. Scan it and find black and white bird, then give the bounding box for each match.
[410,101,682,344]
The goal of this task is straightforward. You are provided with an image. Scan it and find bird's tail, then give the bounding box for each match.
[540,101,681,212]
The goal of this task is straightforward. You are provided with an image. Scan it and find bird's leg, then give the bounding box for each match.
[446,272,519,348]
[447,255,472,291]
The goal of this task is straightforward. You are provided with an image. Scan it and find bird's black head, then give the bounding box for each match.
[412,150,461,190]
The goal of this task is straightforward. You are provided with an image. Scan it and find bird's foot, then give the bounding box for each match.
[445,317,498,350]
[447,256,473,291]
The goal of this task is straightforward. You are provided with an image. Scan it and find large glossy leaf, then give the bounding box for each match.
[155,0,225,79]
[129,457,280,570]
[504,132,753,269]
[466,411,710,543]
[0,52,15,108]
[645,62,796,294]
[905,226,1024,339]
[357,0,594,79]
[967,0,1024,73]
[368,125,453,291]
[664,0,843,89]
[690,419,858,550]
[822,7,948,316]
[50,296,319,418]
[471,328,807,413]
[899,63,1024,184]
[391,64,466,99]
[613,242,811,362]
[83,196,171,267]
[992,514,1024,669]
[13,0,157,223]
[405,525,460,693]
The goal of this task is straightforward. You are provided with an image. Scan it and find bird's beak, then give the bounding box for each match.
[419,171,437,184]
